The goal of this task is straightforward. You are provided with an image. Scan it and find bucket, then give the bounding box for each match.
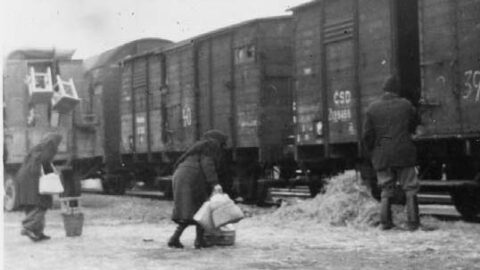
[204,224,236,246]
[62,213,84,237]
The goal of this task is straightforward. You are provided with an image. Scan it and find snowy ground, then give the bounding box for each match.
[4,194,480,270]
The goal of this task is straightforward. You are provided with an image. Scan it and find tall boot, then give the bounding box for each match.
[194,225,207,249]
[406,194,420,231]
[168,223,187,248]
[380,197,394,230]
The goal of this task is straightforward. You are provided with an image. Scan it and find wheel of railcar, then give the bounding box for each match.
[4,174,18,211]
[450,186,480,221]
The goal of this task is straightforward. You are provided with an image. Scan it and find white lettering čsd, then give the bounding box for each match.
[333,90,352,106]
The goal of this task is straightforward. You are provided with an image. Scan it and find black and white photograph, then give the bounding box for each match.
[2,0,480,269]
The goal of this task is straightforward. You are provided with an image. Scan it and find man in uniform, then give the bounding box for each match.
[362,75,424,231]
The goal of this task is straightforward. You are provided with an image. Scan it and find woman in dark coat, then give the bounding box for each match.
[168,130,227,249]
[16,133,62,241]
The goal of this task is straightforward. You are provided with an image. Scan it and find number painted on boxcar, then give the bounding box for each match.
[462,70,480,102]
[182,106,192,127]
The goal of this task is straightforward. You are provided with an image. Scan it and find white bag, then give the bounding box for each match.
[194,201,215,231]
[39,163,64,195]
[209,194,244,228]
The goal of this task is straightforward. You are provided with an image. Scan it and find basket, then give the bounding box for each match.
[62,213,84,237]
[203,225,236,246]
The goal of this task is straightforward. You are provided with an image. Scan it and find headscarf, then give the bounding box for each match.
[174,130,228,168]
[202,129,228,146]
[23,133,63,172]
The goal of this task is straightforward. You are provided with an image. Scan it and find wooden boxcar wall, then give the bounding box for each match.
[196,17,293,162]
[293,0,395,157]
[120,44,197,158]
[256,19,294,161]
[164,45,197,151]
[197,33,234,142]
[418,0,480,137]
[147,53,167,154]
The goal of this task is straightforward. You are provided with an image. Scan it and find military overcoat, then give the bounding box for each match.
[362,92,418,171]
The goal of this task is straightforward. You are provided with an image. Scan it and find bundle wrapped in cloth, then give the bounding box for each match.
[194,193,244,231]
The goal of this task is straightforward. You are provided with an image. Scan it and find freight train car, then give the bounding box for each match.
[3,48,83,210]
[77,38,173,194]
[290,0,480,219]
[119,17,293,199]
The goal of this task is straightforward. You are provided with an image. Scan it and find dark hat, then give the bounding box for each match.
[383,75,400,94]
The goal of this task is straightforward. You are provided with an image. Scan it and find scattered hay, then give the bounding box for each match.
[80,194,173,225]
[266,171,407,228]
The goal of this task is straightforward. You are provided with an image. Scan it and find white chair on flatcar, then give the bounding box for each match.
[52,75,80,113]
[26,66,54,104]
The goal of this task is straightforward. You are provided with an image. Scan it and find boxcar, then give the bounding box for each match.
[77,38,172,194]
[119,17,294,199]
[3,48,84,210]
[291,0,480,218]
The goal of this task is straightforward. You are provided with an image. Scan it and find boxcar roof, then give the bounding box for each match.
[122,15,292,62]
[84,37,172,71]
